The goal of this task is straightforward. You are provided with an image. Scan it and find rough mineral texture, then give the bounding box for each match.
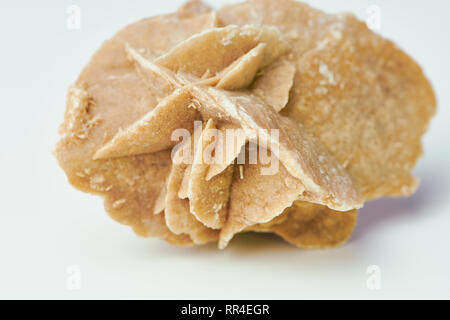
[55,0,435,249]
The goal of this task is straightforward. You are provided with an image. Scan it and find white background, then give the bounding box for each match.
[0,0,449,299]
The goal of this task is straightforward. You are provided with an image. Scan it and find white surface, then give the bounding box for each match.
[0,0,449,299]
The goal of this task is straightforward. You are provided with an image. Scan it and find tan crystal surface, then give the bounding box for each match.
[165,142,218,244]
[188,119,234,229]
[188,86,362,212]
[219,147,305,249]
[55,0,435,250]
[94,87,198,160]
[155,24,290,78]
[251,58,296,112]
[249,201,358,249]
[216,43,266,90]
[218,0,436,200]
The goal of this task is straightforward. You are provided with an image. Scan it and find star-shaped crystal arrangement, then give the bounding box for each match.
[55,0,435,249]
[89,24,362,248]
